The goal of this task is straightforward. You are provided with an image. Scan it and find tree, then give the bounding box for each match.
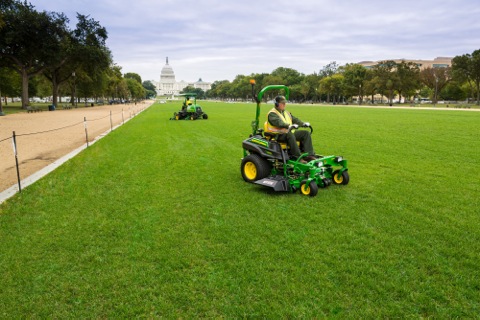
[180,85,205,99]
[126,77,145,100]
[361,69,377,103]
[0,1,70,108]
[142,80,156,92]
[0,0,15,28]
[207,80,231,100]
[297,80,311,102]
[452,50,480,104]
[395,61,420,103]
[262,74,284,87]
[124,73,145,100]
[42,13,110,107]
[341,63,367,104]
[304,73,321,102]
[142,80,157,99]
[0,67,21,114]
[319,74,344,104]
[419,67,451,103]
[106,65,124,100]
[439,81,467,101]
[371,61,399,105]
[270,67,303,86]
[124,72,142,84]
[319,61,339,78]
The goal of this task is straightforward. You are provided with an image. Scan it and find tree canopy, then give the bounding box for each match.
[0,0,147,109]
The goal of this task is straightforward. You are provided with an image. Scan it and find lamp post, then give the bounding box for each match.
[72,72,76,107]
[358,84,362,105]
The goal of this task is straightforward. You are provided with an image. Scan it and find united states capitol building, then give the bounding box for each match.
[154,57,211,96]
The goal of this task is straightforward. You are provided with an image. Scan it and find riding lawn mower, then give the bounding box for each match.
[170,93,208,120]
[240,80,349,196]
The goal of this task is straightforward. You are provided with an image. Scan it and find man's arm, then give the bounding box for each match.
[291,113,304,126]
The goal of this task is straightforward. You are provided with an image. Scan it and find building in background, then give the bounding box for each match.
[358,57,452,69]
[355,57,453,103]
[154,57,211,96]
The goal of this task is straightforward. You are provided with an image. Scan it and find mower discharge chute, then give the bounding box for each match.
[240,80,349,196]
[170,93,208,120]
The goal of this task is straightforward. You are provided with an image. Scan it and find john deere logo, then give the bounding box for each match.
[251,138,268,147]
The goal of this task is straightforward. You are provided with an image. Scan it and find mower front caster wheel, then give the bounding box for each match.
[300,181,318,197]
[333,170,350,185]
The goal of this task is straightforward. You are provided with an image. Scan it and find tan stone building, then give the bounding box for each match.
[358,57,452,70]
[355,57,452,103]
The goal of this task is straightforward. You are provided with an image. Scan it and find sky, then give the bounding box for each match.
[31,0,480,84]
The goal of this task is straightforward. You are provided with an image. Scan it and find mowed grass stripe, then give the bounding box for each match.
[0,101,479,317]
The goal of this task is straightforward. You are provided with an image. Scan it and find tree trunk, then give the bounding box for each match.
[51,72,59,107]
[477,82,480,105]
[0,89,4,115]
[21,67,29,109]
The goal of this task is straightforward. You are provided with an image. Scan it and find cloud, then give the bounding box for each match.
[32,0,480,82]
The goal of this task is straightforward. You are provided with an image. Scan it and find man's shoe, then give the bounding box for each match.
[304,155,317,162]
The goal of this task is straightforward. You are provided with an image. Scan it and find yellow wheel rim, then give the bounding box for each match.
[175,115,179,120]
[244,162,257,180]
[333,173,343,184]
[301,184,310,195]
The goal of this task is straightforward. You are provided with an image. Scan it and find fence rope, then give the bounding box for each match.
[15,120,85,137]
[1,104,149,196]
[4,109,127,138]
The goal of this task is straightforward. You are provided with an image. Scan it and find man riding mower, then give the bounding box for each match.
[266,95,317,163]
[240,80,349,196]
[170,93,208,120]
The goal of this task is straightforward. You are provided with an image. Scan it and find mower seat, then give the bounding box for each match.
[263,132,299,150]
[263,121,300,150]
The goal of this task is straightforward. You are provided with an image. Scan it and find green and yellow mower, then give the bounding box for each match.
[240,80,349,196]
[170,93,208,120]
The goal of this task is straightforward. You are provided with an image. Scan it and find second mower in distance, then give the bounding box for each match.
[170,93,208,120]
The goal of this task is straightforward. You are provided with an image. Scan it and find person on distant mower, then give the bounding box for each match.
[265,95,317,162]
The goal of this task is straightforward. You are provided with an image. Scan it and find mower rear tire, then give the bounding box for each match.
[300,180,318,197]
[333,170,350,185]
[203,114,208,119]
[241,154,271,182]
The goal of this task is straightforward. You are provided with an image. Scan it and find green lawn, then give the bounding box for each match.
[0,101,479,317]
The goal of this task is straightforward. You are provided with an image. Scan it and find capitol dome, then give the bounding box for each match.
[156,57,211,96]
[160,57,175,82]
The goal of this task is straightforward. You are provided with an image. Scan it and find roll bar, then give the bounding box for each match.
[249,80,290,135]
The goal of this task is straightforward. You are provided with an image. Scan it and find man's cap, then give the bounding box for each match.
[275,96,287,104]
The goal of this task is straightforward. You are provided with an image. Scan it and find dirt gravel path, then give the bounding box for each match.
[0,101,152,192]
